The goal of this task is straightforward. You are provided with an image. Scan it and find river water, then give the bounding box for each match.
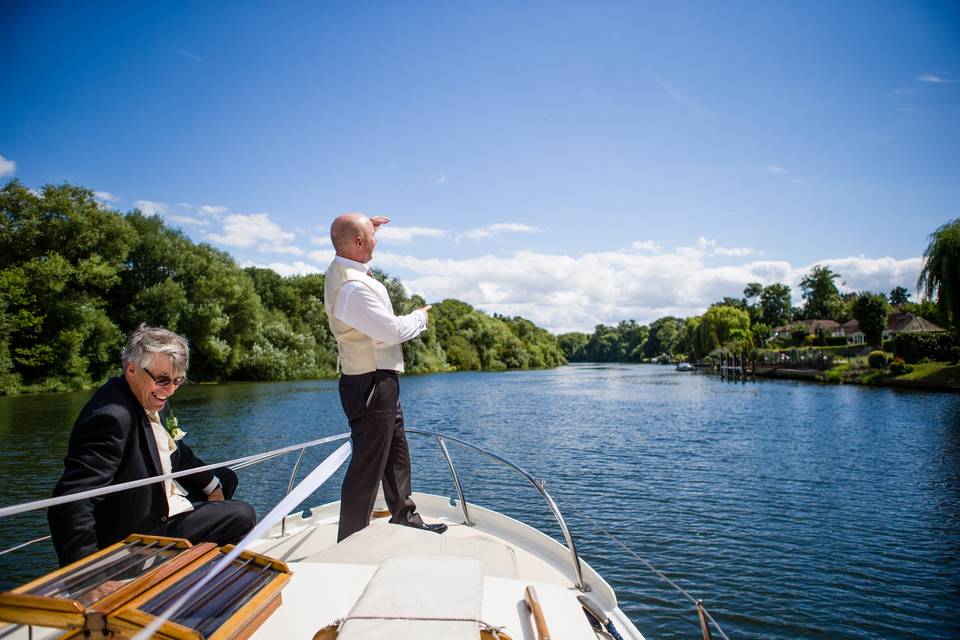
[1,364,958,639]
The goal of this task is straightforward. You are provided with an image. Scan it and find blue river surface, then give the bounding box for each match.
[1,363,959,639]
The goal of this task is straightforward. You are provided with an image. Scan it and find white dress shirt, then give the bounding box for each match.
[146,411,220,517]
[331,256,427,344]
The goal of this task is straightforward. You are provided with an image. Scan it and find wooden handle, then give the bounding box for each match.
[524,585,551,640]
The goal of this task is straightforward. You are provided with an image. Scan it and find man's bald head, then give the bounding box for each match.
[331,213,376,262]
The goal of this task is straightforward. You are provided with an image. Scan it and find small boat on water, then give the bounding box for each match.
[0,430,726,640]
[675,362,694,372]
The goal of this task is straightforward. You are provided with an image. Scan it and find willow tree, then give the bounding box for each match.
[918,218,960,340]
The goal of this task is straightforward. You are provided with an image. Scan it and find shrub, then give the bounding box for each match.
[894,331,957,363]
[826,336,849,347]
[868,350,887,369]
[889,357,911,376]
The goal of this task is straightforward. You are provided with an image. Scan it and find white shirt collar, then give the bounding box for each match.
[334,255,371,272]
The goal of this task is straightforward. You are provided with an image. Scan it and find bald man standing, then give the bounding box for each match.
[324,213,446,541]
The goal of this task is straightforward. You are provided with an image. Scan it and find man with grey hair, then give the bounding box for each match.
[325,213,446,541]
[48,325,255,566]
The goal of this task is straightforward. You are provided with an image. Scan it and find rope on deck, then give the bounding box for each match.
[553,492,730,640]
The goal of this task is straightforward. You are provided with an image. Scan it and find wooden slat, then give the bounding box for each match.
[109,607,200,640]
[90,542,216,616]
[4,539,133,595]
[524,585,551,640]
[209,572,290,640]
[0,603,85,629]
[219,545,291,574]
[108,546,292,640]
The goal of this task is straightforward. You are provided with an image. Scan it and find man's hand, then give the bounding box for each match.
[419,305,431,326]
[371,216,391,230]
[207,487,225,502]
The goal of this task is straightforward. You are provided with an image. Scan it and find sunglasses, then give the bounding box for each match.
[142,367,187,388]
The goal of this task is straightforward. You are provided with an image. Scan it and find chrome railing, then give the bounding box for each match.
[275,429,588,591]
[410,429,588,592]
[1,429,727,640]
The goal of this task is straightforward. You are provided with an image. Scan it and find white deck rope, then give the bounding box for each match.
[0,433,349,520]
[0,534,51,557]
[131,440,352,640]
[553,492,731,640]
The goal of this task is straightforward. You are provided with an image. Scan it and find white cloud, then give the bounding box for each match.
[208,212,296,249]
[435,173,448,184]
[372,243,920,334]
[94,191,119,202]
[168,214,210,227]
[677,237,755,259]
[309,249,335,263]
[0,154,15,178]
[135,199,209,227]
[458,223,539,241]
[199,205,228,215]
[258,243,305,255]
[917,73,952,83]
[631,240,662,253]
[170,48,204,63]
[766,164,788,175]
[652,75,714,119]
[310,235,332,246]
[811,255,923,295]
[135,199,170,217]
[713,246,755,257]
[376,226,446,244]
[240,260,323,277]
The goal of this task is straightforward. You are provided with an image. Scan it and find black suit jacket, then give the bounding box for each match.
[47,376,224,566]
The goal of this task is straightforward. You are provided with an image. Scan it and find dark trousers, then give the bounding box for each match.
[165,467,256,546]
[337,370,422,541]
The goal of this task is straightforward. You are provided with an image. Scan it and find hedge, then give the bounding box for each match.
[893,331,957,363]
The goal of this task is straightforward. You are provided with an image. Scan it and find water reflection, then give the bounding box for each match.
[1,365,959,639]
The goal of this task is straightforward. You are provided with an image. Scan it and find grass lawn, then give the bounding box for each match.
[895,362,960,385]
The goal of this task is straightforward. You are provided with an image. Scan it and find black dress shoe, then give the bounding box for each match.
[401,521,448,534]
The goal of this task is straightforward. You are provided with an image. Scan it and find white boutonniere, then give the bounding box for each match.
[165,412,187,441]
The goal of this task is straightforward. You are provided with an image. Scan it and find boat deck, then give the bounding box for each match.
[247,493,644,639]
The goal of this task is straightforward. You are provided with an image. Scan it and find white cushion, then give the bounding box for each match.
[305,522,518,578]
[338,556,482,640]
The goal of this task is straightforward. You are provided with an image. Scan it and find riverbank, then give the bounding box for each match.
[753,362,960,392]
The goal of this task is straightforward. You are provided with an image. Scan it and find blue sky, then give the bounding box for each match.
[2,2,958,332]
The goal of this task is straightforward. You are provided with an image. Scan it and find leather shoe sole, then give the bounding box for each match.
[401,521,448,534]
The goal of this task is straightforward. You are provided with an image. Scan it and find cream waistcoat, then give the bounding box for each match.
[324,260,405,374]
[146,411,194,517]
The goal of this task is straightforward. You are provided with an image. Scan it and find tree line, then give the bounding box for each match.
[559,226,959,364]
[0,181,565,394]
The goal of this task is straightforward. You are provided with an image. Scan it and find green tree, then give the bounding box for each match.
[557,332,589,361]
[751,322,772,347]
[759,283,792,327]
[799,265,843,320]
[889,286,911,306]
[918,218,960,340]
[852,292,889,346]
[743,282,763,301]
[643,317,682,359]
[678,316,702,361]
[0,182,133,390]
[699,305,752,353]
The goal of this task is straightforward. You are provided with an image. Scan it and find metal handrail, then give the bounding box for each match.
[280,448,309,536]
[0,429,728,636]
[271,429,587,590]
[404,429,588,592]
[436,435,474,526]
